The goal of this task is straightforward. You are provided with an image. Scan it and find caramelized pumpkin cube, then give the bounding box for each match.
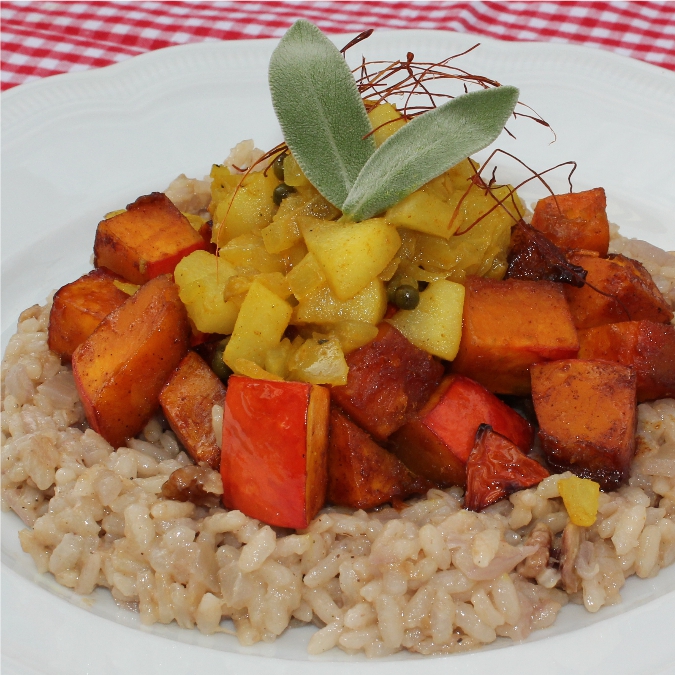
[452,277,579,395]
[389,375,533,487]
[221,376,329,529]
[531,359,637,490]
[530,187,610,255]
[72,275,190,449]
[465,425,549,511]
[578,320,675,402]
[328,408,432,509]
[94,192,207,284]
[159,351,227,470]
[331,322,444,441]
[565,253,673,328]
[48,268,129,360]
[564,253,673,329]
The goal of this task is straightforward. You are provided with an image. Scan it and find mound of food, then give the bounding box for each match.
[2,20,675,658]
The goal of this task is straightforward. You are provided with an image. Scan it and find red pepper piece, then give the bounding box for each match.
[465,425,549,511]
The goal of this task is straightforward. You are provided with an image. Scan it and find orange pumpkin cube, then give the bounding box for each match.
[330,323,444,441]
[530,187,609,255]
[72,275,190,448]
[48,268,129,360]
[328,408,432,509]
[452,277,579,395]
[159,351,227,470]
[531,359,637,490]
[564,253,673,329]
[389,374,533,487]
[465,425,549,511]
[94,192,207,284]
[578,320,675,402]
[221,376,329,529]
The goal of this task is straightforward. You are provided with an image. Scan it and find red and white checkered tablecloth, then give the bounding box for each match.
[2,1,674,91]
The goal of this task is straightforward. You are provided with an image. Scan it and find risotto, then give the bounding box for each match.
[2,223,675,656]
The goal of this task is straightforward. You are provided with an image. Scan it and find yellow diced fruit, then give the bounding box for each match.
[279,240,309,271]
[182,212,206,232]
[386,189,460,239]
[210,164,241,208]
[261,211,302,254]
[261,191,340,254]
[301,217,401,301]
[224,280,292,370]
[329,321,379,354]
[112,280,140,296]
[287,336,349,386]
[218,231,286,273]
[224,274,254,301]
[232,359,284,382]
[283,154,310,188]
[367,102,406,147]
[255,272,292,300]
[287,252,327,300]
[388,280,465,360]
[212,170,280,244]
[558,475,600,527]
[414,190,514,283]
[293,279,387,326]
[446,158,480,191]
[265,338,294,379]
[174,250,239,335]
[104,209,126,220]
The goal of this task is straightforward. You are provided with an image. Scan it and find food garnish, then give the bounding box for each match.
[269,19,519,221]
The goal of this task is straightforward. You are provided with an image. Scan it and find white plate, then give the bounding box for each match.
[3,30,675,675]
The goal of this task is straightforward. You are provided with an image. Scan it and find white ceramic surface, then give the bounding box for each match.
[2,30,675,675]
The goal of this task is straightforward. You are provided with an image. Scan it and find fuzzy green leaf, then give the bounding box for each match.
[269,20,375,209]
[342,86,520,221]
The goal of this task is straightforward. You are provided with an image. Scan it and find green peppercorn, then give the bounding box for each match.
[273,182,296,206]
[211,340,233,382]
[394,284,420,310]
[272,152,287,181]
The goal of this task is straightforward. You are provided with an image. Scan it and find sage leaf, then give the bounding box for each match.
[342,85,520,221]
[269,20,375,209]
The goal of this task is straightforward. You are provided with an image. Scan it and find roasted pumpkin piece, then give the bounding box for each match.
[221,376,329,529]
[464,425,550,511]
[578,320,675,402]
[159,351,227,470]
[72,275,190,449]
[331,322,444,441]
[327,408,432,509]
[505,220,587,286]
[94,192,207,285]
[452,277,579,395]
[389,374,533,487]
[531,359,637,490]
[48,268,129,360]
[564,252,673,329]
[530,187,610,255]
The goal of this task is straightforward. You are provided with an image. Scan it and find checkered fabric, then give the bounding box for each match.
[2,1,674,91]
